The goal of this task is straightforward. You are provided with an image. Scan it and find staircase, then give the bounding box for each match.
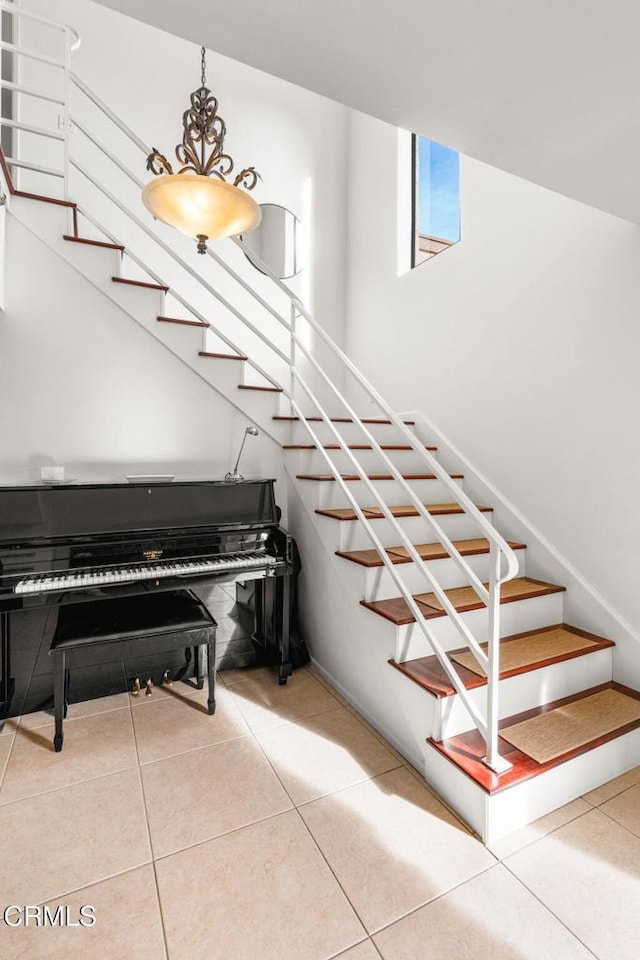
[2,2,640,844]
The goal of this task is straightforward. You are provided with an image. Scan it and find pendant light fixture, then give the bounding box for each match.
[142,46,261,254]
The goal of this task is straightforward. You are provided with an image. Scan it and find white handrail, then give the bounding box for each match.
[2,25,518,770]
[0,0,81,49]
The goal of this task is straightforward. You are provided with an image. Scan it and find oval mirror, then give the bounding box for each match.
[242,203,303,279]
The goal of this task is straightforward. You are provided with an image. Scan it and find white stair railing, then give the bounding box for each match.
[0,5,519,773]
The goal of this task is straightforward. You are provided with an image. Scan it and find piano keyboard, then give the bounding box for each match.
[15,552,277,595]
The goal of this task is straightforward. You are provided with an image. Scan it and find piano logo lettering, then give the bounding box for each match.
[143,549,163,561]
[3,904,96,927]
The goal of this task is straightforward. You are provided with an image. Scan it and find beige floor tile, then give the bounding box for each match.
[142,736,292,857]
[600,782,640,837]
[228,668,341,732]
[0,709,138,804]
[18,693,130,731]
[256,707,401,805]
[332,941,380,960]
[373,863,593,960]
[300,767,495,933]
[1,865,165,960]
[132,683,248,763]
[156,809,365,960]
[488,797,591,859]
[506,807,640,960]
[218,663,279,687]
[0,736,13,786]
[346,706,406,766]
[309,666,348,705]
[582,765,640,806]
[0,716,16,737]
[0,768,151,905]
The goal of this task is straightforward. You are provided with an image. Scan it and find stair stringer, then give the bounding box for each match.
[6,194,290,445]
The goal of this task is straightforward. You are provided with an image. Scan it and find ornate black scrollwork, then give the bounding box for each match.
[146,149,174,176]
[144,58,259,191]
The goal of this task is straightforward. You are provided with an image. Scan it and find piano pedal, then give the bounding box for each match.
[131,677,141,697]
[162,670,174,687]
[145,678,154,697]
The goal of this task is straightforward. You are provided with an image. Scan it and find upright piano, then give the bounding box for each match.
[0,479,293,715]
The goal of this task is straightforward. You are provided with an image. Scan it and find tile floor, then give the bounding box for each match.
[1,662,639,959]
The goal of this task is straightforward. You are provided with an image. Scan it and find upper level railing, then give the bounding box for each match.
[0,0,519,772]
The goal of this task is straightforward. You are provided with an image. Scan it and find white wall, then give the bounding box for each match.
[0,211,287,496]
[17,0,349,396]
[345,110,640,637]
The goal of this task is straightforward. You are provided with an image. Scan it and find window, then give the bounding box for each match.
[412,134,460,267]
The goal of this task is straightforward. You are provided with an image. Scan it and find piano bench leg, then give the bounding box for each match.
[278,662,293,686]
[194,644,205,690]
[63,666,70,719]
[53,651,65,753]
[207,637,216,715]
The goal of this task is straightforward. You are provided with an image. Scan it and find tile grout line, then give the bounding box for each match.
[234,687,373,945]
[328,937,385,960]
[488,802,596,861]
[240,683,497,944]
[0,728,17,797]
[16,698,131,732]
[0,758,140,810]
[594,801,640,842]
[315,670,475,836]
[308,672,479,827]
[499,858,601,960]
[128,689,171,960]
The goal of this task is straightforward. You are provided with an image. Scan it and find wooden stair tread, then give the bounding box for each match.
[63,235,124,251]
[157,316,208,328]
[199,351,248,361]
[0,147,76,209]
[361,577,565,626]
[238,384,283,393]
[285,444,436,451]
[112,276,169,293]
[315,502,493,521]
[273,416,416,425]
[337,537,525,568]
[298,473,457,482]
[389,624,614,697]
[430,682,640,794]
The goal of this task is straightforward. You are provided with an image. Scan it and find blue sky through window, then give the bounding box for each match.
[417,137,460,242]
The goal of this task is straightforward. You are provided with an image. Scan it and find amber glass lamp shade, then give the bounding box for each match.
[142,174,262,246]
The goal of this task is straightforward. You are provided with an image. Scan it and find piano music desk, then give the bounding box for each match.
[49,590,216,752]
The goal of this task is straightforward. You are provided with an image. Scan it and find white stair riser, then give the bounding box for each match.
[436,646,613,739]
[391,592,566,660]
[425,726,640,844]
[10,195,74,243]
[286,446,439,475]
[336,512,494,551]
[312,476,463,510]
[194,356,247,398]
[285,420,419,446]
[105,280,165,324]
[59,242,122,287]
[361,549,525,602]
[232,388,281,425]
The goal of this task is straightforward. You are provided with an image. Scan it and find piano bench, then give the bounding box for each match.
[49,590,216,752]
